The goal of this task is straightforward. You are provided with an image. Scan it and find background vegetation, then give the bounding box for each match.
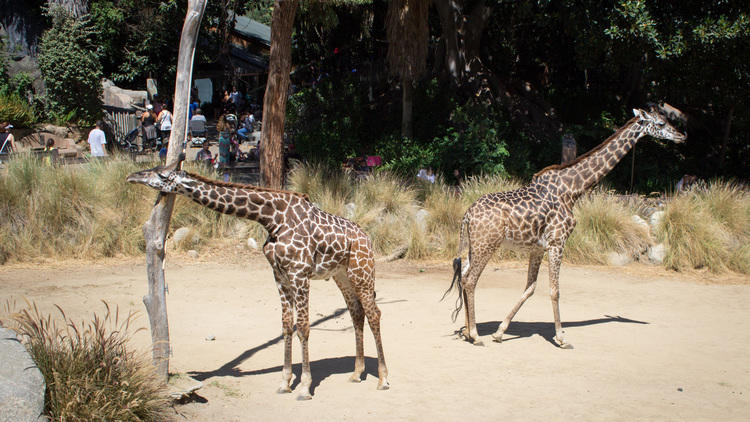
[3,1,749,190]
[1,155,748,275]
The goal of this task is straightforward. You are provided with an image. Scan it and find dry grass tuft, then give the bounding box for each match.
[565,191,651,264]
[2,300,169,421]
[658,181,750,273]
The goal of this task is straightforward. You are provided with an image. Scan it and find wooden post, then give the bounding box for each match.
[561,134,576,164]
[141,0,206,383]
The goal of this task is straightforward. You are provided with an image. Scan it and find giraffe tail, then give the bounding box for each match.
[441,257,464,322]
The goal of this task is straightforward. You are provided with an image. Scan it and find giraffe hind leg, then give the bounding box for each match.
[349,266,389,390]
[332,271,366,383]
[492,248,544,343]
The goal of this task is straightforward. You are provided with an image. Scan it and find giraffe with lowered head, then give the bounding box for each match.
[127,161,389,399]
[444,107,686,348]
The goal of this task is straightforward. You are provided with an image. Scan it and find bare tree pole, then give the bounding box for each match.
[260,0,299,189]
[141,0,206,383]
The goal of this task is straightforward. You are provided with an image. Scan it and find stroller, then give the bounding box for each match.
[189,119,207,147]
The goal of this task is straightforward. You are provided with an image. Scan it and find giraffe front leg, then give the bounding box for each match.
[276,283,295,394]
[548,246,573,349]
[294,281,313,400]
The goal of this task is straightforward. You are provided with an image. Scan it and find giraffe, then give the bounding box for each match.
[126,162,389,399]
[443,108,686,348]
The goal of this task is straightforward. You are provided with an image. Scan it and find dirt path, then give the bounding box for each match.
[2,256,749,421]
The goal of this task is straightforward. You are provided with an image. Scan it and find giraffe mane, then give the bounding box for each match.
[184,171,311,201]
[533,116,639,178]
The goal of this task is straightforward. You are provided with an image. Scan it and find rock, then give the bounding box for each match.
[606,251,632,266]
[345,203,356,219]
[648,243,667,264]
[173,227,191,244]
[0,327,46,422]
[247,238,258,250]
[631,215,649,231]
[187,250,199,259]
[101,79,148,110]
[649,211,665,233]
[415,209,430,231]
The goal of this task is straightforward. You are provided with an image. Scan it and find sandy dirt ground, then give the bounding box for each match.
[2,255,749,421]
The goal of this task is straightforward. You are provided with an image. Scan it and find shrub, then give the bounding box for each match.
[2,301,169,421]
[0,93,36,127]
[38,6,103,125]
[658,181,750,273]
[565,192,651,264]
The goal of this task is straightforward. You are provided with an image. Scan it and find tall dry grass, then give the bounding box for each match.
[2,300,169,421]
[2,156,749,273]
[658,180,750,273]
[565,191,650,264]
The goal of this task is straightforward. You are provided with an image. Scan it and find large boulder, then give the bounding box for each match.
[101,79,147,110]
[0,327,46,422]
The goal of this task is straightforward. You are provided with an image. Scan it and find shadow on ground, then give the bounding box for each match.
[470,315,649,346]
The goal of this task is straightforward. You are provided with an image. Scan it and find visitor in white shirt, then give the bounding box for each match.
[87,121,107,157]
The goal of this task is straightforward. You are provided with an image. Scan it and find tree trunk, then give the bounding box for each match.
[718,105,734,170]
[401,81,414,139]
[142,0,206,383]
[260,0,298,189]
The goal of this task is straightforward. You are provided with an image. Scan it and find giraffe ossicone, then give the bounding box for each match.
[127,165,389,399]
[444,107,686,348]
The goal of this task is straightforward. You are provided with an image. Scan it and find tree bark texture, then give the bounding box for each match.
[260,0,298,190]
[142,0,206,383]
[401,82,414,139]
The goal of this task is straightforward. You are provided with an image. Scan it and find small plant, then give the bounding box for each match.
[2,301,169,421]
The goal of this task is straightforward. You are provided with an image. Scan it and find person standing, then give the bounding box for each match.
[0,122,16,154]
[87,121,107,157]
[157,105,173,143]
[216,114,232,181]
[140,104,157,150]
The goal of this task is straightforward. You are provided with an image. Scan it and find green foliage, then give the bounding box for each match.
[0,93,36,127]
[287,74,372,167]
[2,301,169,421]
[38,6,103,125]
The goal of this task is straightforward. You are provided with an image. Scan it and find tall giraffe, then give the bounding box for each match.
[444,108,686,348]
[126,163,389,399]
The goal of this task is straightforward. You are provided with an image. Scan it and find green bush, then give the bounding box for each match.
[38,6,103,125]
[0,93,36,127]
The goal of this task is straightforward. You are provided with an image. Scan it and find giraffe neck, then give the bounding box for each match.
[555,118,646,200]
[173,174,305,231]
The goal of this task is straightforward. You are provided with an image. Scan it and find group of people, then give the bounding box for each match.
[139,101,173,149]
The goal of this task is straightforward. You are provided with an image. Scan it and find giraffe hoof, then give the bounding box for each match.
[472,338,485,347]
[296,393,313,401]
[554,336,574,349]
[277,386,292,394]
[377,380,390,390]
[491,333,503,343]
[349,374,363,383]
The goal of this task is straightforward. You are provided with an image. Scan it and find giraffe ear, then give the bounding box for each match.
[633,108,648,120]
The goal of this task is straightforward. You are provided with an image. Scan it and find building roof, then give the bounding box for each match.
[233,14,271,46]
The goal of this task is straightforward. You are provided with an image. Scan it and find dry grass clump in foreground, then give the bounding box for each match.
[659,181,750,273]
[1,301,169,422]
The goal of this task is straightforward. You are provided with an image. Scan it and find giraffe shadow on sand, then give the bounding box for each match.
[188,306,350,382]
[188,298,405,394]
[235,356,381,395]
[471,315,648,347]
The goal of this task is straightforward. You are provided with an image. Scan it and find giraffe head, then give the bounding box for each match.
[633,108,687,143]
[126,158,193,193]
